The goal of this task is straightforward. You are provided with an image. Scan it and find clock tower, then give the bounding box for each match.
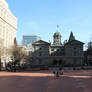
[53,32,62,46]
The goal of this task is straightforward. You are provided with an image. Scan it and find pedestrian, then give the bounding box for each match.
[60,69,64,75]
[56,71,59,78]
[53,71,56,77]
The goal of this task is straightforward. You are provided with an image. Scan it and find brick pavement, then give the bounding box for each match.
[0,70,92,92]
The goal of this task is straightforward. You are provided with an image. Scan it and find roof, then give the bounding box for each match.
[65,40,84,45]
[69,32,75,42]
[23,34,41,37]
[32,40,50,45]
[53,32,61,37]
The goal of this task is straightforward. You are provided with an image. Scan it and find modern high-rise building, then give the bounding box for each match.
[0,0,17,66]
[23,34,41,46]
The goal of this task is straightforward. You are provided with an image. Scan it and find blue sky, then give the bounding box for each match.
[6,0,92,47]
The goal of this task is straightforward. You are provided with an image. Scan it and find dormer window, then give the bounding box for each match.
[39,47,42,50]
[74,47,76,50]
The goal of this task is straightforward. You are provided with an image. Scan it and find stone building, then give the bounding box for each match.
[0,0,17,67]
[31,32,84,67]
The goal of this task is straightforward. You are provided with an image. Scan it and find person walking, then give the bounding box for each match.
[53,71,56,77]
[56,71,59,78]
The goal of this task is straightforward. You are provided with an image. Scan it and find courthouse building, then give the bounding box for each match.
[0,0,17,66]
[32,32,84,67]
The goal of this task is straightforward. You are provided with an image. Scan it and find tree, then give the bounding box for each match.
[10,38,26,66]
[0,38,4,71]
[9,38,34,70]
[84,41,92,66]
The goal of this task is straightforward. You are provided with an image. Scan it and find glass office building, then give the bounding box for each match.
[88,42,92,49]
[23,34,41,46]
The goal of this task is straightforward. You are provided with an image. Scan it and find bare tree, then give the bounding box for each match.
[8,38,34,70]
[10,38,26,67]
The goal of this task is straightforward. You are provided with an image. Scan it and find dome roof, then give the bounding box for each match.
[53,32,61,37]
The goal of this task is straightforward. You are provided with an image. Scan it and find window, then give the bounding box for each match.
[74,47,76,50]
[74,51,76,56]
[52,49,54,51]
[39,59,42,64]
[39,47,42,50]
[39,52,42,56]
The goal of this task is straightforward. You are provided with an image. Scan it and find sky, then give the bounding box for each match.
[6,0,92,47]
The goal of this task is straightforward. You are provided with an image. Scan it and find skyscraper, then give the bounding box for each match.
[23,34,41,46]
[0,0,17,66]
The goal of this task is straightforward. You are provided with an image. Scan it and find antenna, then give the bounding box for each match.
[56,25,59,32]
